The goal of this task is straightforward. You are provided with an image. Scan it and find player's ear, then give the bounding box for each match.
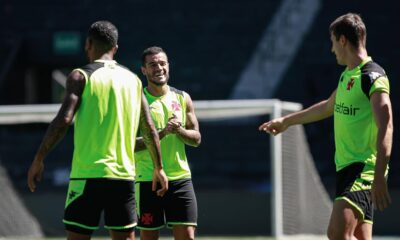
[112,45,118,54]
[141,66,146,76]
[339,35,346,46]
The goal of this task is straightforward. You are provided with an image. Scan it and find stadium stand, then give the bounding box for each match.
[1,0,281,100]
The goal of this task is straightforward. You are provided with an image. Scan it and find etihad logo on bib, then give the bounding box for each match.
[335,102,360,116]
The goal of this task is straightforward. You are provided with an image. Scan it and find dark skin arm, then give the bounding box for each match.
[27,70,85,192]
[135,130,166,151]
[135,121,171,151]
[138,92,168,196]
[135,92,201,152]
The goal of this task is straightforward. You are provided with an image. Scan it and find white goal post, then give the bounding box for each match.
[0,99,299,123]
[0,99,331,239]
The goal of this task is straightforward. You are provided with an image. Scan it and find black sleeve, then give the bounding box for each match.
[360,62,386,100]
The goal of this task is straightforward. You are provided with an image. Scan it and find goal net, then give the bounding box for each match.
[0,133,43,238]
[0,165,43,238]
[0,99,331,239]
[195,99,332,239]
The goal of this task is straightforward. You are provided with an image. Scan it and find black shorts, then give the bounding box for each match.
[63,178,137,235]
[335,162,375,223]
[135,178,197,230]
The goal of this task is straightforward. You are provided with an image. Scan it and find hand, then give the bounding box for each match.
[371,174,391,211]
[164,114,182,134]
[258,117,288,136]
[152,168,169,197]
[27,156,44,192]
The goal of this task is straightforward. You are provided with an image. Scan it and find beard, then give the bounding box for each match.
[148,75,169,86]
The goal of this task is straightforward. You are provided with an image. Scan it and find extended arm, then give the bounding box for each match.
[370,92,393,211]
[259,89,337,135]
[27,70,85,192]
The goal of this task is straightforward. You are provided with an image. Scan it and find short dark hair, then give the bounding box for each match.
[141,46,167,66]
[329,13,366,48]
[87,21,118,51]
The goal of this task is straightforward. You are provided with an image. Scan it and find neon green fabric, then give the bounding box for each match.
[135,87,191,181]
[350,164,374,192]
[71,60,142,179]
[65,180,86,208]
[334,57,390,171]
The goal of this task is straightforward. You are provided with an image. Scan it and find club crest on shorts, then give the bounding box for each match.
[141,213,153,225]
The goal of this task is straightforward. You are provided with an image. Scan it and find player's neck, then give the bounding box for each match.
[147,84,169,97]
[90,52,114,63]
[346,48,368,70]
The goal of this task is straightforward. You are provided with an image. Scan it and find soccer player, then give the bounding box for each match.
[259,13,393,240]
[134,46,201,240]
[27,21,168,240]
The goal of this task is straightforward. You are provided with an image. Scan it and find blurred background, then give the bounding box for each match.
[0,0,399,238]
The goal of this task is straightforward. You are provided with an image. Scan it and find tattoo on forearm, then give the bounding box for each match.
[36,70,84,159]
[37,117,70,158]
[139,99,163,168]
